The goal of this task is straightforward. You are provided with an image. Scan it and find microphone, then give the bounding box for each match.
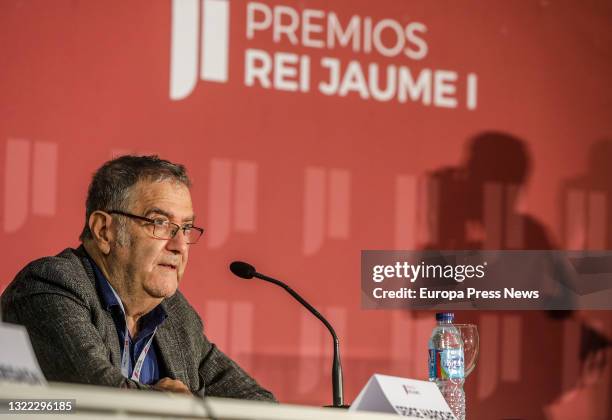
[229,261,346,408]
[229,261,256,279]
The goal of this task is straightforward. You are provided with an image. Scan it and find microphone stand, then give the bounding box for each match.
[252,271,348,408]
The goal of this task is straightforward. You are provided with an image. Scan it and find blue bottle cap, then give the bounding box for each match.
[436,312,454,322]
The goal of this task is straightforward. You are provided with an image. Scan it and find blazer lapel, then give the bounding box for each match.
[103,312,123,368]
[75,246,122,368]
[155,315,189,386]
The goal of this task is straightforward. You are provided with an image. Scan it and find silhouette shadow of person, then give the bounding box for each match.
[428,131,552,250]
[557,138,612,419]
[417,131,579,419]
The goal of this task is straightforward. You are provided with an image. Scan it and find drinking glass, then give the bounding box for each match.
[454,324,479,377]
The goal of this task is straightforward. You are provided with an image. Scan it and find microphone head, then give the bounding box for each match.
[229,261,256,279]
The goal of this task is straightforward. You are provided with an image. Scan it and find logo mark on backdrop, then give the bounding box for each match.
[207,158,258,248]
[395,174,435,250]
[303,167,351,256]
[3,139,58,233]
[204,300,254,371]
[169,0,230,100]
[168,1,479,108]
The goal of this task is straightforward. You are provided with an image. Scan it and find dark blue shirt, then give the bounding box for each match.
[89,257,167,385]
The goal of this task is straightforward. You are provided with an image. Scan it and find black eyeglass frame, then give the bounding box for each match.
[105,209,204,244]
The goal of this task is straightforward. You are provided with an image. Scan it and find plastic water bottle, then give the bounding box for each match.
[428,312,465,420]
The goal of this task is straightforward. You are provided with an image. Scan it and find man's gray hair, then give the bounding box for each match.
[79,155,191,241]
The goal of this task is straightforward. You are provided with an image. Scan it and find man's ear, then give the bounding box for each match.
[88,211,114,255]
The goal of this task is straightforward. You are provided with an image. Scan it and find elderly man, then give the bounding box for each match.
[1,155,275,400]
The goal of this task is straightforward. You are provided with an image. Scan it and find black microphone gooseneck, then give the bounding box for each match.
[229,261,345,408]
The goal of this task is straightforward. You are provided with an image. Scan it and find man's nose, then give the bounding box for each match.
[166,228,189,254]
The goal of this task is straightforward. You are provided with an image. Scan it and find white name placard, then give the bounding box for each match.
[349,374,456,419]
[0,322,46,385]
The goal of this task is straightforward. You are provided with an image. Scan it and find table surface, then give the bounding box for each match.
[0,381,401,419]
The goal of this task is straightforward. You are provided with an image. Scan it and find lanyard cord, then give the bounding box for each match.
[108,286,157,382]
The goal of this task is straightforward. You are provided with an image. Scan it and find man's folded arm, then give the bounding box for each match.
[3,289,150,390]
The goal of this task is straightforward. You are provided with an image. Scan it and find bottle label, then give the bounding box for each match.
[429,348,464,379]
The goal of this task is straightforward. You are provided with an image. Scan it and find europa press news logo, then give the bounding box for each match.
[169,0,230,100]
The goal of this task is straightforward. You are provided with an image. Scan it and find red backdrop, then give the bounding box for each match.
[1,1,611,418]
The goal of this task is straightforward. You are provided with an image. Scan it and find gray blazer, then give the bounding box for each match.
[1,247,275,401]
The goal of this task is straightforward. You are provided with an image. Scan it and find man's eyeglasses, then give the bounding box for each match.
[106,210,204,244]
